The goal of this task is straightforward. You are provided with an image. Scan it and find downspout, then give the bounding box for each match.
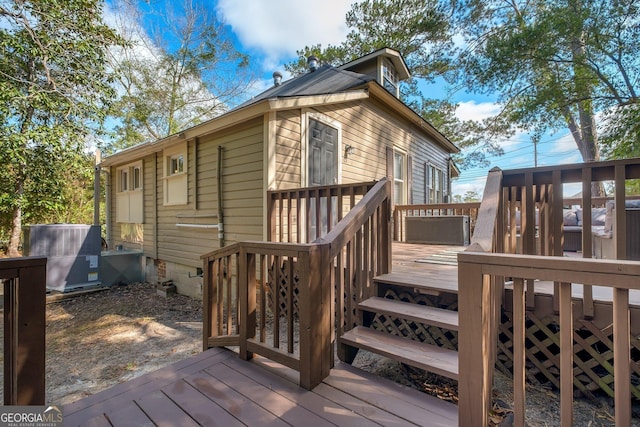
[93,151,101,226]
[104,169,111,248]
[217,145,224,247]
[94,150,111,248]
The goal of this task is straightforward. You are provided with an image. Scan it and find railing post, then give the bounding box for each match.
[299,246,331,389]
[238,249,256,361]
[202,258,213,351]
[2,257,46,405]
[458,257,493,427]
[382,183,392,274]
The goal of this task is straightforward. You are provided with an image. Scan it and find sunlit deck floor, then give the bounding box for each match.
[392,242,640,306]
[63,346,458,426]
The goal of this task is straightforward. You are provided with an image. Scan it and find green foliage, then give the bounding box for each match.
[290,0,639,170]
[105,0,254,152]
[0,0,124,255]
[452,190,481,203]
[455,0,639,160]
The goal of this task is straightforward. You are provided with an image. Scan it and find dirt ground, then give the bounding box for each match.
[43,282,202,405]
[7,281,635,425]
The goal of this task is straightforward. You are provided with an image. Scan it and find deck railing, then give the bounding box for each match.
[202,178,391,389]
[458,252,640,426]
[458,157,640,426]
[501,158,640,317]
[0,257,46,405]
[267,181,377,243]
[393,202,481,242]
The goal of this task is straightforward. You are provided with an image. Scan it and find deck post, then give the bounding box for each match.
[458,257,493,427]
[238,250,256,361]
[2,257,46,405]
[299,245,331,389]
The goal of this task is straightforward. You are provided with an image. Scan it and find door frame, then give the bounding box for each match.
[300,110,343,187]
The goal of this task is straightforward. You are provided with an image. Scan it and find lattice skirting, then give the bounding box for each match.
[498,311,640,401]
[370,288,458,350]
[371,288,640,400]
[266,259,300,317]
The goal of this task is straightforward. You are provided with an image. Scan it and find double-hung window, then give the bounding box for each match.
[394,150,406,205]
[163,143,188,205]
[116,161,143,223]
[382,59,399,97]
[427,164,444,203]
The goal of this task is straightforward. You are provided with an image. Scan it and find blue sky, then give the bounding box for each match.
[107,0,584,198]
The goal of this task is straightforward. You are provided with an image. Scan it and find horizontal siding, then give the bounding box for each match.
[410,133,450,204]
[154,118,264,267]
[275,110,302,189]
[313,100,403,183]
[311,99,452,203]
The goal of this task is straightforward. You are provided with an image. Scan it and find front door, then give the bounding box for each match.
[308,119,338,186]
[308,119,338,239]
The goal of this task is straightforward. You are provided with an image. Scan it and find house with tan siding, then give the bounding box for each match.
[100,48,459,297]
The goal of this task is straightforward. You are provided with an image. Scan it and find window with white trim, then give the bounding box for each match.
[393,150,406,205]
[382,59,399,97]
[427,164,444,203]
[116,161,143,223]
[163,142,188,205]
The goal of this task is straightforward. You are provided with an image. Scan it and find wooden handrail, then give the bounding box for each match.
[466,168,504,253]
[0,257,46,405]
[321,178,391,259]
[458,252,640,426]
[202,178,392,389]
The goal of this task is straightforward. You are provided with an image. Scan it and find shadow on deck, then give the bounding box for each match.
[63,346,457,426]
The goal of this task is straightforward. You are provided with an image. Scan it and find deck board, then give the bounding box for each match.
[221,357,382,426]
[64,347,458,426]
[103,402,153,426]
[161,379,245,427]
[205,363,337,427]
[63,348,235,425]
[135,390,200,427]
[183,371,289,427]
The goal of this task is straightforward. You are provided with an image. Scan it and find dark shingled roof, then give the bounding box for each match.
[237,65,374,109]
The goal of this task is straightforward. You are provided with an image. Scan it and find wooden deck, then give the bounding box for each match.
[62,242,640,426]
[391,242,640,306]
[63,346,458,426]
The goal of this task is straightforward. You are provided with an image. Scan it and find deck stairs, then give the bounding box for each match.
[339,271,460,380]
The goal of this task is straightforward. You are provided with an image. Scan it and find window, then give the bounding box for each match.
[394,151,406,205]
[163,142,187,205]
[120,169,129,192]
[427,164,444,203]
[133,165,142,190]
[116,161,143,223]
[169,154,184,175]
[382,59,399,97]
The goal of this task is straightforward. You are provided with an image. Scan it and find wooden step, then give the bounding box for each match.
[374,272,458,295]
[358,297,458,331]
[340,326,459,380]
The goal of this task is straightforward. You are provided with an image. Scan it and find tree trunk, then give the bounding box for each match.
[567,12,604,197]
[7,180,24,257]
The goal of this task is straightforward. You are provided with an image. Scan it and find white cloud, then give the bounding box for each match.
[545,133,576,154]
[455,100,501,122]
[216,0,352,67]
[452,178,486,198]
